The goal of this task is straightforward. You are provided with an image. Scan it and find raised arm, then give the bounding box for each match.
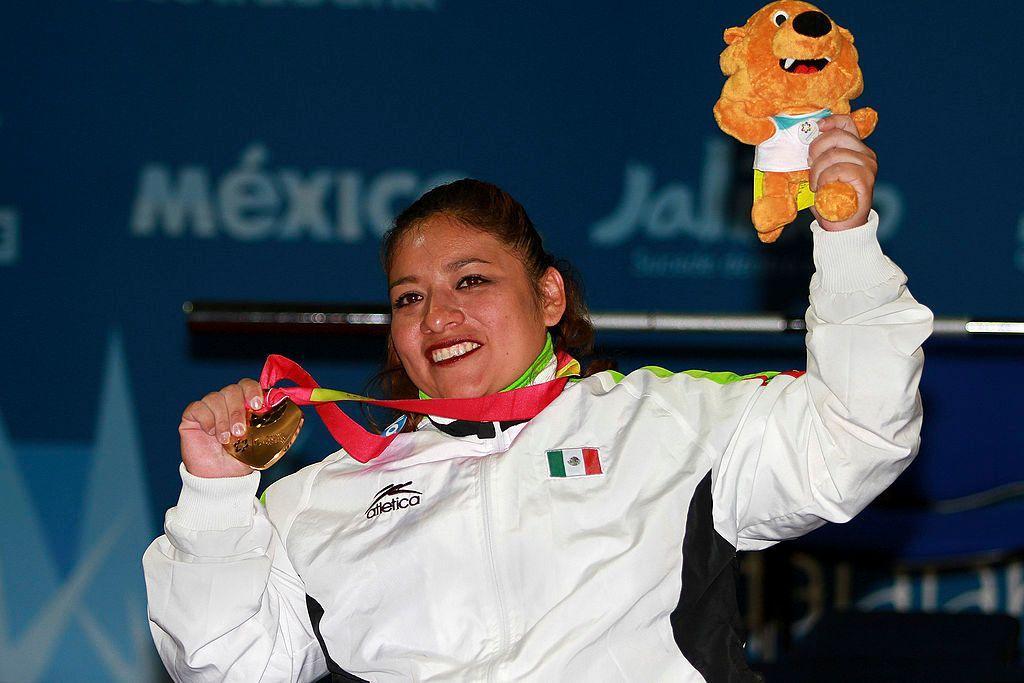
[654,115,932,549]
[143,381,326,682]
[711,210,932,549]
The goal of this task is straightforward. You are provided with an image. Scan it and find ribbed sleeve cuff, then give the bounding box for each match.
[810,210,900,293]
[171,462,261,531]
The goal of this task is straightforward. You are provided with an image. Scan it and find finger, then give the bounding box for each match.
[815,162,874,197]
[182,400,218,436]
[221,383,248,440]
[203,391,232,445]
[809,128,875,164]
[809,148,877,191]
[239,378,264,411]
[819,114,860,138]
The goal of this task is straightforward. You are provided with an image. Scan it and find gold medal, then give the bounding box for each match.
[223,399,304,470]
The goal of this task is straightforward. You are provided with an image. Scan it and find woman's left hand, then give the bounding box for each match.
[808,114,878,231]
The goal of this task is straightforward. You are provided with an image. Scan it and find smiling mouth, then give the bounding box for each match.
[780,57,832,74]
[428,340,482,365]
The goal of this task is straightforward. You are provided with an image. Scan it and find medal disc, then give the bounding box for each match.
[223,398,304,470]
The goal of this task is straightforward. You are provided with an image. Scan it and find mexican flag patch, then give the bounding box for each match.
[547,448,602,477]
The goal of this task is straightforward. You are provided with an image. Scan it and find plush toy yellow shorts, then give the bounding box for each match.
[753,169,816,211]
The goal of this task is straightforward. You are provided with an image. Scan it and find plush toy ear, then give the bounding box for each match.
[724,26,746,45]
[720,42,743,76]
[838,26,855,44]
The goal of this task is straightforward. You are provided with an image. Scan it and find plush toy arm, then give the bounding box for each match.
[714,97,775,145]
[851,107,878,139]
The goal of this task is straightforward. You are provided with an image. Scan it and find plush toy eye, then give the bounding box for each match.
[772,10,789,26]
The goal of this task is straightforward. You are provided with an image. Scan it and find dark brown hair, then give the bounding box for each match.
[374,178,604,402]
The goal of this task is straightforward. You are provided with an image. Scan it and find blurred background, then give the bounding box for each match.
[1,0,1022,680]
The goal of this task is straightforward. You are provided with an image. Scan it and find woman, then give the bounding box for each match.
[144,115,933,682]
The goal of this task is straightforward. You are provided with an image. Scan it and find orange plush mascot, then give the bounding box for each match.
[714,1,877,242]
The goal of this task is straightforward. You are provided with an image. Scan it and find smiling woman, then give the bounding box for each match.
[145,166,933,682]
[379,179,587,400]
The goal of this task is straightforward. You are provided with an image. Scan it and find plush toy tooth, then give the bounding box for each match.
[713,2,878,243]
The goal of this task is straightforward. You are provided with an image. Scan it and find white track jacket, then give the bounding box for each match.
[144,212,933,682]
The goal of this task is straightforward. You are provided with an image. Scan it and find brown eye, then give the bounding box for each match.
[393,292,421,309]
[457,275,488,289]
[772,10,789,26]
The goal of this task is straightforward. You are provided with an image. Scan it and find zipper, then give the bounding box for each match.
[481,423,510,682]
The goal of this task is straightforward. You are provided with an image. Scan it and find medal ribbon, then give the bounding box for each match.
[258,352,580,463]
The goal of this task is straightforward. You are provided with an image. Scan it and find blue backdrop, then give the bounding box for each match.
[2,1,1022,679]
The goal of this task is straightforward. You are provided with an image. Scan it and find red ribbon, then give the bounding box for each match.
[258,353,574,462]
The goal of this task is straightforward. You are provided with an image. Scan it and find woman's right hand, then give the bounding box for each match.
[179,379,265,478]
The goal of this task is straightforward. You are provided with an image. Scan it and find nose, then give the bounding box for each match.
[792,10,832,38]
[420,293,465,334]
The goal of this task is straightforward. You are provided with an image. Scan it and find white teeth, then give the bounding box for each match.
[432,342,480,363]
[825,56,832,63]
[784,58,796,69]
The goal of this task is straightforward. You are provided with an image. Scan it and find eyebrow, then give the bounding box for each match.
[388,257,492,289]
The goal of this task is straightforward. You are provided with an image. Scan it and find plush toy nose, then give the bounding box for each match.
[792,10,832,38]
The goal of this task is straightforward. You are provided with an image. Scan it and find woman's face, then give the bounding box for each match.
[388,215,566,399]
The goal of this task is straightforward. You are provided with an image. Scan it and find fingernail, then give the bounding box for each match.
[231,423,246,437]
[250,396,263,410]
[207,428,217,437]
[219,431,231,444]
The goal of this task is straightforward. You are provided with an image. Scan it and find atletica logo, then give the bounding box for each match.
[366,481,422,519]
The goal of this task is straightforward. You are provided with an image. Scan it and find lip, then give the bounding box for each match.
[779,56,832,74]
[424,337,484,366]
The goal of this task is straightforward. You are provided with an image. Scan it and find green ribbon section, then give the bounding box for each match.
[678,368,781,384]
[603,367,781,384]
[418,333,555,400]
[308,387,375,402]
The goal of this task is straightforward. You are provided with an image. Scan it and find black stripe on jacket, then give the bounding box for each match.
[670,470,762,681]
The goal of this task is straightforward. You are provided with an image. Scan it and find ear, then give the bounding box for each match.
[724,26,746,45]
[539,266,567,328]
[838,26,854,44]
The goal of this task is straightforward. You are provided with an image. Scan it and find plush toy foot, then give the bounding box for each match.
[751,195,796,242]
[815,182,858,222]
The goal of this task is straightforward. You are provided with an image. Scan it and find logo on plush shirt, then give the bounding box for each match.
[365,481,422,519]
[796,119,820,145]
